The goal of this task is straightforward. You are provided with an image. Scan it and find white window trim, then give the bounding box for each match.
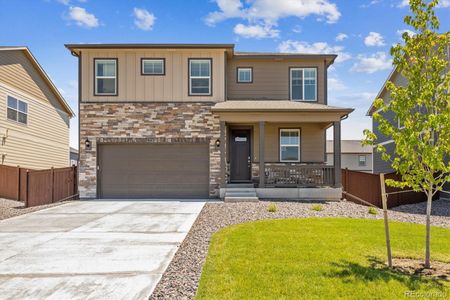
[95,59,117,96]
[290,68,317,101]
[189,59,211,96]
[7,96,28,125]
[141,59,165,75]
[279,129,301,162]
[237,67,252,83]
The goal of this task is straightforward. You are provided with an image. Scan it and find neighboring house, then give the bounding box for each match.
[66,43,353,200]
[70,147,78,166]
[0,47,74,169]
[326,140,372,172]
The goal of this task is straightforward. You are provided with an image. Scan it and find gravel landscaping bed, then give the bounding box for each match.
[150,199,450,300]
[0,198,67,221]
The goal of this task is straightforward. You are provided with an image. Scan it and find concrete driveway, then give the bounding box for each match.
[0,200,205,300]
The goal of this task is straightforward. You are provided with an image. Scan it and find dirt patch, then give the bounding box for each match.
[0,198,67,221]
[392,258,450,281]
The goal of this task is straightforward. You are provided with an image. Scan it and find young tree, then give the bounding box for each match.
[364,0,450,268]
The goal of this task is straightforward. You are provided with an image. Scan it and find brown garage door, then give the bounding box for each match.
[98,144,209,199]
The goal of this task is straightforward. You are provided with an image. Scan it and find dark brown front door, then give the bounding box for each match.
[230,129,251,182]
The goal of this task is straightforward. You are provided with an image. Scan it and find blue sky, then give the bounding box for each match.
[1,0,449,149]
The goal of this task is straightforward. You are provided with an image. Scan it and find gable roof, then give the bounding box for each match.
[0,47,74,117]
[366,66,397,116]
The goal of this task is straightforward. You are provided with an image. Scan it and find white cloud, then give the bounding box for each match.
[360,0,382,8]
[278,40,351,63]
[335,33,348,41]
[328,77,347,92]
[292,25,302,33]
[234,23,279,39]
[57,0,70,5]
[68,6,99,28]
[397,0,408,8]
[351,52,392,74]
[206,0,341,38]
[133,8,156,31]
[396,29,415,38]
[364,32,385,47]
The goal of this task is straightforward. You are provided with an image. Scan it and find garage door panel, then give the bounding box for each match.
[99,144,209,199]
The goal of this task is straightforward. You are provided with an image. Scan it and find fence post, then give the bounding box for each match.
[51,167,54,203]
[25,170,29,208]
[17,166,20,201]
[72,165,77,199]
[380,173,392,267]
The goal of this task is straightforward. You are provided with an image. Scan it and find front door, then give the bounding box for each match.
[230,129,251,182]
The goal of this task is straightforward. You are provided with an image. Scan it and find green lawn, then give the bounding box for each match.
[196,218,450,300]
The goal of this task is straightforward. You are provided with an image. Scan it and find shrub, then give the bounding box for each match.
[368,207,378,215]
[311,204,323,211]
[267,203,278,213]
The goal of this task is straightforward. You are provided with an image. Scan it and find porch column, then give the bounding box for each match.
[220,121,226,187]
[259,121,265,188]
[333,121,342,187]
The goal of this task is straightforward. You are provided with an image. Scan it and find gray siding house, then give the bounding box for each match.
[326,140,372,172]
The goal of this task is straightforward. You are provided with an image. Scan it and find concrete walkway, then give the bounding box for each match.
[0,200,205,300]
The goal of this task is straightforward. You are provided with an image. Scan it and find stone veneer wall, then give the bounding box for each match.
[79,102,221,199]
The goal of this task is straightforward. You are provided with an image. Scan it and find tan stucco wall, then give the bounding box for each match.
[227,122,326,163]
[0,83,70,169]
[80,49,226,102]
[227,58,327,103]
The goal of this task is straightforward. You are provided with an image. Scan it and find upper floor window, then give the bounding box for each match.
[189,59,211,96]
[358,155,367,166]
[7,96,28,125]
[142,58,165,75]
[280,129,300,162]
[237,67,252,83]
[290,68,317,101]
[94,59,117,96]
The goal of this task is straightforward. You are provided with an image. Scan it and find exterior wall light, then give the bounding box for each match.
[85,138,92,150]
[215,139,221,148]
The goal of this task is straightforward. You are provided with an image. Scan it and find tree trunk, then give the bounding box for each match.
[424,191,433,268]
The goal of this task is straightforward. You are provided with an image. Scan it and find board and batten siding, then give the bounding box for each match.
[227,58,326,103]
[80,49,226,102]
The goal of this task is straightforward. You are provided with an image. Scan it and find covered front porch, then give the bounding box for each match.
[212,101,353,200]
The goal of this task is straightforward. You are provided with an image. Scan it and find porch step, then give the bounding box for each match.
[224,184,259,202]
[226,183,254,188]
[224,196,259,203]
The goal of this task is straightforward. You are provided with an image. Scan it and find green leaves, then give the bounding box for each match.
[363,0,450,195]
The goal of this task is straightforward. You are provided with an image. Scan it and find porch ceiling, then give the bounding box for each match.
[212,101,353,123]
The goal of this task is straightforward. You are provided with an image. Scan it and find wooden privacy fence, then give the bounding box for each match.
[341,168,435,208]
[0,165,78,208]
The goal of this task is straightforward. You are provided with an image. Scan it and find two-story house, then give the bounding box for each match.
[66,44,353,201]
[0,47,74,169]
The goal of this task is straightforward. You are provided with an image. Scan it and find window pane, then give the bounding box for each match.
[18,101,27,113]
[191,61,210,77]
[191,78,210,94]
[281,146,299,161]
[96,61,116,76]
[304,85,316,100]
[281,130,299,145]
[7,108,17,121]
[97,78,116,94]
[238,69,251,82]
[7,96,17,109]
[143,60,164,74]
[18,112,27,124]
[292,85,302,100]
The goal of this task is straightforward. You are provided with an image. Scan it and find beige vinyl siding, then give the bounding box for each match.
[81,49,226,102]
[233,122,325,163]
[0,51,65,112]
[0,84,70,169]
[227,58,326,103]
